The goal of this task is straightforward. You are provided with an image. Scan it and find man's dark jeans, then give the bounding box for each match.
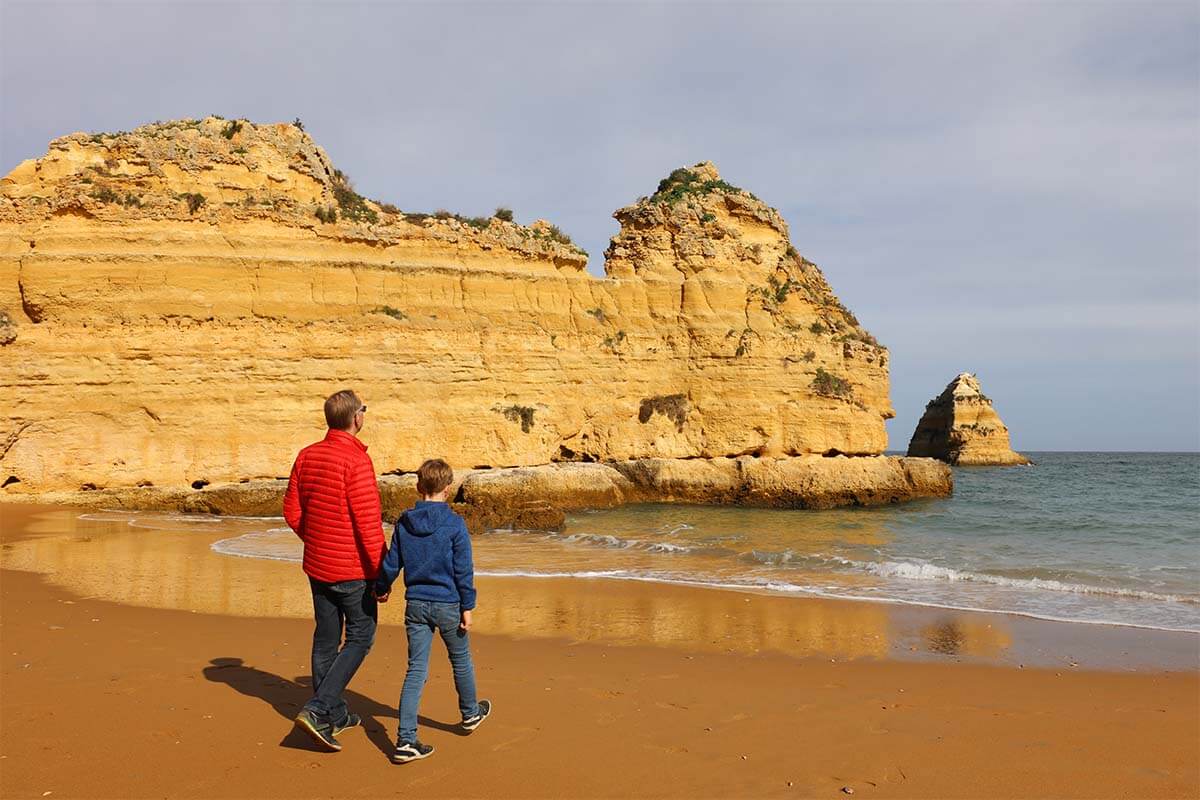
[304,577,377,727]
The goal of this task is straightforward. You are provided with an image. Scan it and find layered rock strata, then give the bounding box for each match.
[907,373,1029,466]
[0,117,951,514]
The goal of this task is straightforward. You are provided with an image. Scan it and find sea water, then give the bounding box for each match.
[208,453,1200,633]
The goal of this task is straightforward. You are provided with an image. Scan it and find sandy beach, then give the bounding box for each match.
[1,503,1198,799]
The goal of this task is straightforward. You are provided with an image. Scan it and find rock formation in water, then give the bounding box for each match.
[906,373,1029,466]
[0,117,950,513]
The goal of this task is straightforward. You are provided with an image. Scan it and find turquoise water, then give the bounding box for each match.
[212,453,1200,632]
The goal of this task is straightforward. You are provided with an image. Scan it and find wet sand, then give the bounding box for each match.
[1,503,1198,798]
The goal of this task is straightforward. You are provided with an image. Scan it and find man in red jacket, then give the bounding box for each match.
[284,389,384,752]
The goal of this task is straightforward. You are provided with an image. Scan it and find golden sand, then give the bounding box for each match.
[2,504,1198,798]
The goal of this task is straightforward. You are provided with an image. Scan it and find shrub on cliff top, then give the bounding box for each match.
[426,209,492,229]
[330,169,378,224]
[650,167,752,206]
[839,329,880,347]
[221,120,243,140]
[531,223,575,246]
[493,207,514,222]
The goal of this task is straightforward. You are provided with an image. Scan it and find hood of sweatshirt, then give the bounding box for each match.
[400,500,455,538]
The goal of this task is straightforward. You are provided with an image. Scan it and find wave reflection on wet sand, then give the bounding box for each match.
[2,504,1195,670]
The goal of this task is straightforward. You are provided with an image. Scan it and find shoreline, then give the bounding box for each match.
[3,503,1198,672]
[2,507,1198,798]
[211,530,1200,637]
[472,567,1200,637]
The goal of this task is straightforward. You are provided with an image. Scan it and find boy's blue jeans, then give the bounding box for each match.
[398,599,480,743]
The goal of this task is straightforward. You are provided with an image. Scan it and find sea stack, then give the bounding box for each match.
[907,373,1029,466]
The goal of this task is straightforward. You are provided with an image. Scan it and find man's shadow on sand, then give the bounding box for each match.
[203,657,469,755]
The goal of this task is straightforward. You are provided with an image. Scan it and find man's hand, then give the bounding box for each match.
[459,609,473,631]
[374,587,390,603]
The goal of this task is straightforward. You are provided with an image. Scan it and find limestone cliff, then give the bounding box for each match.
[906,373,1029,466]
[0,117,942,508]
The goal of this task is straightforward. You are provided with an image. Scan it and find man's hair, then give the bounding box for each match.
[323,389,362,430]
[416,458,454,497]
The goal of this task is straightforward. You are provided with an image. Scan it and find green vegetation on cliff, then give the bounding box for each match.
[650,166,756,205]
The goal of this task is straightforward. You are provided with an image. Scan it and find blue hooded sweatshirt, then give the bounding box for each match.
[375,501,476,610]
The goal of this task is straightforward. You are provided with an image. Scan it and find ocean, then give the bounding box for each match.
[211,453,1200,633]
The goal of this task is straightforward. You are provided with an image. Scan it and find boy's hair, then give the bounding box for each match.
[323,389,362,430]
[416,458,454,497]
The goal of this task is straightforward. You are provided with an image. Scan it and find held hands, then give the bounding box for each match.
[459,609,473,631]
[374,586,390,603]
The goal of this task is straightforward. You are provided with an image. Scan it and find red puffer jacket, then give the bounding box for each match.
[283,428,384,582]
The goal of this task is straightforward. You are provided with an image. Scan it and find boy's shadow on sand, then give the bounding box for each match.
[203,657,469,755]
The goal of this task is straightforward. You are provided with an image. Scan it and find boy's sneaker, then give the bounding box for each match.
[294,709,342,752]
[391,740,434,764]
[462,699,492,732]
[332,712,361,737]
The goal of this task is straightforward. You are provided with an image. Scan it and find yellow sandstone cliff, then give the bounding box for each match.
[0,117,949,514]
[907,373,1029,466]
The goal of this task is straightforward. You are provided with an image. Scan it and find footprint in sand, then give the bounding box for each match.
[653,701,689,711]
[491,733,534,752]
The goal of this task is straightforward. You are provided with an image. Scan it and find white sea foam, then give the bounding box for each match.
[473,568,1200,633]
[559,532,698,555]
[845,558,1198,605]
[210,530,300,562]
[204,529,1200,633]
[563,533,630,549]
[192,453,1200,637]
[646,542,693,553]
[78,511,140,522]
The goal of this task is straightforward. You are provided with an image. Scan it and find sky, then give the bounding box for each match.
[3,1,1197,451]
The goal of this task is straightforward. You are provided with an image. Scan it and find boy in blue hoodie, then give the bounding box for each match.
[374,458,491,763]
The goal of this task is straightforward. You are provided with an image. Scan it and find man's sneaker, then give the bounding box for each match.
[332,712,361,737]
[462,699,492,732]
[294,709,342,752]
[391,740,434,764]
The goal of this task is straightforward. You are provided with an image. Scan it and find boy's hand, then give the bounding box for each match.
[459,609,472,631]
[374,587,390,603]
